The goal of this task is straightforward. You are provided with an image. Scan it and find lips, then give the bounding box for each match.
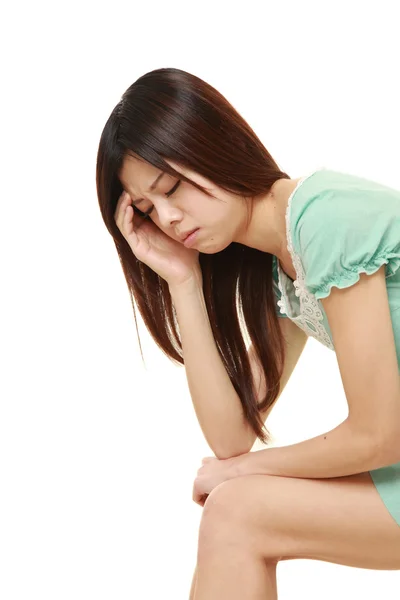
[180,228,198,241]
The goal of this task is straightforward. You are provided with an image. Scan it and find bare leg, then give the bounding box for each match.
[192,471,400,598]
[188,564,197,600]
[194,549,278,600]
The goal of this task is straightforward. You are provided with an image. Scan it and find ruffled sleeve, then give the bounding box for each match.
[292,181,400,301]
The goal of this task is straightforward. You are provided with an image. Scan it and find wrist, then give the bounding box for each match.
[168,272,203,296]
[227,452,250,480]
[230,449,272,479]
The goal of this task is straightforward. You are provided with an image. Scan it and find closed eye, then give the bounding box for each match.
[165,179,181,198]
[132,180,181,219]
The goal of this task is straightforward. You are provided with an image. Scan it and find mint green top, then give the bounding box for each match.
[272,167,400,370]
[271,167,400,528]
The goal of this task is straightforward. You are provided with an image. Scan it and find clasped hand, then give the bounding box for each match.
[192,455,241,507]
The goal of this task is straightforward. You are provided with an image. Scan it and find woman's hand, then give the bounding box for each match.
[192,456,239,507]
[114,191,202,288]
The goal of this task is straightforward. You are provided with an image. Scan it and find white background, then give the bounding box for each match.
[1,0,399,598]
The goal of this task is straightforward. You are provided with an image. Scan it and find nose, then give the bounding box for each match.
[156,202,183,229]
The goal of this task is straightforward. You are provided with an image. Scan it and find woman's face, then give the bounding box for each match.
[118,154,250,254]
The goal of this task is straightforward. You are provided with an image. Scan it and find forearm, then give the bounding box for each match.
[235,418,394,479]
[169,277,252,458]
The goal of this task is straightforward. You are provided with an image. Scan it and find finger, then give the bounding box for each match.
[124,205,139,242]
[192,486,208,506]
[114,191,126,218]
[196,494,207,507]
[114,194,125,228]
[117,196,135,236]
[125,204,140,231]
[193,486,201,505]
[114,191,131,226]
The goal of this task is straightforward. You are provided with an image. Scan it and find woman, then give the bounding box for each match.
[96,67,400,598]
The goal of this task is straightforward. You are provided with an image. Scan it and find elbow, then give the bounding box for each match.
[213,443,253,461]
[364,429,400,470]
[208,426,255,460]
[380,427,400,466]
[345,418,400,470]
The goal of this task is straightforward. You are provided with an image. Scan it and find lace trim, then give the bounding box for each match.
[276,168,335,350]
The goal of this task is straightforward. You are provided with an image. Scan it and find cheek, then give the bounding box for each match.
[150,216,179,241]
[149,213,163,229]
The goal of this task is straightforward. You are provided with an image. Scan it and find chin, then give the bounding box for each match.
[199,237,232,254]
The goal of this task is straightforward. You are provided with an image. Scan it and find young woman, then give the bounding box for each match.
[96,67,400,598]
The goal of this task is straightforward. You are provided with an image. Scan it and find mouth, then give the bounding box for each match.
[182,228,200,247]
[180,228,198,241]
[184,229,198,240]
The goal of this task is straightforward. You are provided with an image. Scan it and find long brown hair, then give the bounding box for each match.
[96,67,290,444]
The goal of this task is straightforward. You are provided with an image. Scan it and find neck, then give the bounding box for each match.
[235,178,291,260]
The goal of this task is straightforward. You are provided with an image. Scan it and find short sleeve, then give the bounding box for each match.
[293,185,400,301]
[272,254,288,318]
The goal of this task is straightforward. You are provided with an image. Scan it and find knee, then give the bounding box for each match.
[202,477,251,522]
[197,477,261,552]
[202,474,277,520]
[197,475,288,562]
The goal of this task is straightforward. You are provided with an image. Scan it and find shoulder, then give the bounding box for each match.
[289,169,400,301]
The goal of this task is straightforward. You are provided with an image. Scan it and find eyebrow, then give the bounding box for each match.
[128,172,165,205]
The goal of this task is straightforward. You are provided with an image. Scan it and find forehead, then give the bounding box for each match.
[118,155,211,199]
[119,155,161,189]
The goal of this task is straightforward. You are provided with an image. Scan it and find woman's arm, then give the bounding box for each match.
[233,417,396,479]
[169,276,252,459]
[169,277,308,459]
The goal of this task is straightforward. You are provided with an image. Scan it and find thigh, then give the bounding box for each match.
[202,471,400,570]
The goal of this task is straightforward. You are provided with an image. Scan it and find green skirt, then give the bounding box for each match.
[369,461,400,526]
